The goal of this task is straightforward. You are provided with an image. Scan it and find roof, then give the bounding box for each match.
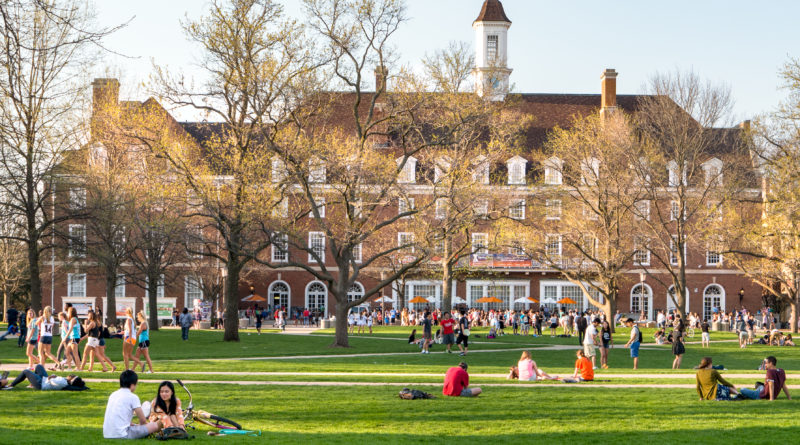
[474,0,511,24]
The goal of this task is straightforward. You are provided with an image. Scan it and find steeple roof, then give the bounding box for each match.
[474,0,511,24]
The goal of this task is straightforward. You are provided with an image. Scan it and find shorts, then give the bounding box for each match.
[739,331,748,339]
[550,323,557,329]
[99,337,106,347]
[87,337,100,348]
[70,337,81,345]
[443,333,455,345]
[423,332,431,340]
[125,424,152,439]
[256,322,262,328]
[630,341,640,358]
[601,340,610,349]
[138,340,150,349]
[583,344,596,357]
[456,333,469,348]
[29,338,38,346]
[459,388,476,397]
[701,332,710,342]
[124,336,136,345]
[39,336,53,345]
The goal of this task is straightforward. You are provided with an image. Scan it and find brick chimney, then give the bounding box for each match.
[600,69,617,120]
[92,78,120,116]
[739,120,751,131]
[374,66,388,92]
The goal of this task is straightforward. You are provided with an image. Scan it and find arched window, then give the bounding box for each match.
[347,282,365,305]
[703,285,725,321]
[269,281,290,309]
[667,286,689,312]
[630,284,652,320]
[306,281,327,313]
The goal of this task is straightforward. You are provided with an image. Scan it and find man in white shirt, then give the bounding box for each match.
[657,311,666,329]
[103,370,162,439]
[583,319,600,369]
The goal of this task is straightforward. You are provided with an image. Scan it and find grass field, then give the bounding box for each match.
[1,324,798,444]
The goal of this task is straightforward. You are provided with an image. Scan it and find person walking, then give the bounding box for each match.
[583,318,599,369]
[421,312,432,354]
[122,307,137,371]
[599,320,612,369]
[440,312,456,354]
[17,308,28,348]
[456,310,470,356]
[179,308,192,341]
[24,309,40,369]
[624,318,641,370]
[576,313,588,347]
[132,311,154,374]
[672,321,686,369]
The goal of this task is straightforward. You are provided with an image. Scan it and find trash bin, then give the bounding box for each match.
[720,322,730,332]
[239,318,249,329]
[711,322,721,331]
[320,319,331,329]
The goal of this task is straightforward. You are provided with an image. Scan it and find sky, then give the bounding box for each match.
[93,0,800,123]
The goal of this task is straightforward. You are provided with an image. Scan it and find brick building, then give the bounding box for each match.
[42,0,763,322]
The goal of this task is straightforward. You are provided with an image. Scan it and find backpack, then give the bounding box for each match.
[156,427,191,440]
[399,388,435,400]
[635,327,642,343]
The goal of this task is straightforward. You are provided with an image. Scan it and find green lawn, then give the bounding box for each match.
[1,325,798,444]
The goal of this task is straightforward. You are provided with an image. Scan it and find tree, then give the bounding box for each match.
[630,71,749,323]
[500,112,641,330]
[0,0,121,311]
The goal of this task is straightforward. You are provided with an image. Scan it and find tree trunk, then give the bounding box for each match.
[332,299,350,348]
[28,240,42,311]
[2,289,7,322]
[105,270,118,325]
[603,295,617,334]
[791,293,798,334]
[223,261,241,342]
[147,270,160,332]
[441,260,453,313]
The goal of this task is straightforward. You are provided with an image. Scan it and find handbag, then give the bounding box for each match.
[463,329,471,336]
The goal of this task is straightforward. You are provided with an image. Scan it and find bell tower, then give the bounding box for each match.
[472,0,512,101]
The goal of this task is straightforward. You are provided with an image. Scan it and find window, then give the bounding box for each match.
[308,158,326,183]
[670,201,682,221]
[396,156,417,184]
[352,243,362,263]
[272,233,289,262]
[702,158,723,187]
[147,275,165,299]
[398,232,415,253]
[398,197,415,218]
[270,281,290,309]
[545,199,561,220]
[509,241,525,256]
[545,234,562,257]
[635,200,650,221]
[69,187,86,210]
[435,198,448,220]
[68,224,86,258]
[473,158,490,185]
[581,157,600,186]
[186,225,203,258]
[706,238,723,266]
[471,233,488,255]
[352,199,363,219]
[308,232,325,262]
[583,203,598,221]
[307,282,327,312]
[669,236,680,266]
[67,273,86,297]
[509,199,525,220]
[544,157,562,185]
[707,201,723,221]
[633,237,650,266]
[273,198,288,218]
[474,199,488,218]
[581,235,597,257]
[312,196,325,218]
[703,285,724,321]
[486,35,498,62]
[667,160,686,187]
[507,157,527,185]
[271,158,287,183]
[630,284,651,318]
[185,276,202,305]
[434,157,451,183]
[347,282,364,304]
[115,274,126,299]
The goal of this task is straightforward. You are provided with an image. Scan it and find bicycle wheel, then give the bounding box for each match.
[207,414,242,430]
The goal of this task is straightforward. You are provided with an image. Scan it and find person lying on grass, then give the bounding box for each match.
[507,350,559,381]
[0,364,86,390]
[103,370,163,439]
[562,350,594,383]
[443,362,481,397]
[695,357,739,401]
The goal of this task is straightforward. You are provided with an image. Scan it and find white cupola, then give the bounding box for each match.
[472,0,512,101]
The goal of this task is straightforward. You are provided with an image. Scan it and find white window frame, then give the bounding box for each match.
[435,198,447,220]
[398,197,414,218]
[581,157,600,186]
[706,239,723,266]
[474,199,488,218]
[545,199,562,220]
[273,197,288,218]
[545,234,562,258]
[398,232,415,253]
[509,199,526,220]
[473,157,490,185]
[702,158,723,187]
[544,157,563,185]
[185,276,203,307]
[308,232,326,262]
[69,187,86,210]
[635,200,650,221]
[308,158,326,183]
[669,235,685,266]
[352,243,362,263]
[67,273,87,297]
[396,156,417,184]
[471,233,488,255]
[507,157,527,185]
[115,274,126,299]
[312,196,325,218]
[68,224,86,258]
[271,158,287,183]
[633,237,650,266]
[272,233,289,262]
[486,35,498,62]
[670,200,682,221]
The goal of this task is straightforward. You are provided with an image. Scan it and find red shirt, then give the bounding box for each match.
[440,318,455,335]
[575,357,594,381]
[443,366,469,396]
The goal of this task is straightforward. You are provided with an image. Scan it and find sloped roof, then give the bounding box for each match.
[474,0,511,24]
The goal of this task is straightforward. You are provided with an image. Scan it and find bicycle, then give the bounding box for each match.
[686,327,695,338]
[176,379,242,430]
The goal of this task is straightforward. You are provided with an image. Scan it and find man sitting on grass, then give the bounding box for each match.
[443,362,481,397]
[739,356,792,401]
[103,370,163,439]
[562,350,594,383]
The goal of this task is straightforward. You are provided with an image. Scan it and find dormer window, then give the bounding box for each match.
[486,35,498,62]
[543,157,562,185]
[702,158,723,187]
[473,156,489,185]
[667,160,686,187]
[309,158,326,183]
[434,157,451,184]
[581,157,600,186]
[272,158,287,183]
[506,156,527,185]
[396,156,417,184]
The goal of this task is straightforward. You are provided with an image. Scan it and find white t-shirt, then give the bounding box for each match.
[103,388,141,439]
[584,324,597,345]
[40,316,55,338]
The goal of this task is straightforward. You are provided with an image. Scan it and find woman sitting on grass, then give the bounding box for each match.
[695,357,739,401]
[149,381,185,430]
[653,329,666,345]
[507,350,558,381]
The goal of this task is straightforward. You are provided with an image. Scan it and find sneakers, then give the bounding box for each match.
[459,352,466,356]
[447,350,452,354]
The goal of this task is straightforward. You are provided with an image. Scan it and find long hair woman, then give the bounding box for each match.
[122,306,137,370]
[149,381,185,430]
[132,311,154,373]
[672,321,686,369]
[24,309,40,369]
[37,306,59,368]
[95,316,117,372]
[65,307,82,371]
[600,320,612,369]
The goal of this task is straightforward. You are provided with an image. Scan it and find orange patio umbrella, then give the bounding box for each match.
[476,297,503,303]
[409,296,430,304]
[557,297,577,305]
[242,293,266,302]
[527,297,539,303]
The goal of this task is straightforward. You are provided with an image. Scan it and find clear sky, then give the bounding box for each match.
[93,0,800,123]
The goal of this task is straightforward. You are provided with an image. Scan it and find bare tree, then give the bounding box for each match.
[0,0,122,311]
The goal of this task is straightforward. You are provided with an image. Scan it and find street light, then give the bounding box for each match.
[739,288,744,307]
[638,272,646,318]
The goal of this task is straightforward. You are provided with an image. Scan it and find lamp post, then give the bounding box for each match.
[739,288,744,308]
[639,272,646,319]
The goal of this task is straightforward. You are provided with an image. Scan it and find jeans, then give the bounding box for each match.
[181,326,189,340]
[740,387,761,400]
[17,327,26,347]
[11,364,46,389]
